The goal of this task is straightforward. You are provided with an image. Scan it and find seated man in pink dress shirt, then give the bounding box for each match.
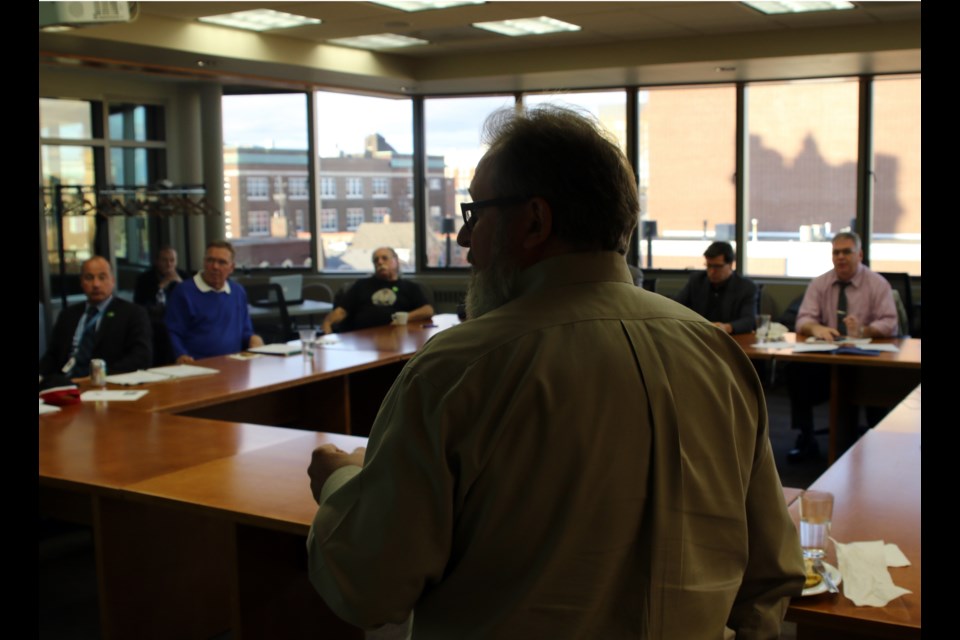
[786,231,898,463]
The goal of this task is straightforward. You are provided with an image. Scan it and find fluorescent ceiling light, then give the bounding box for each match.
[742,1,855,15]
[473,16,581,37]
[199,9,321,32]
[371,1,485,12]
[328,33,430,50]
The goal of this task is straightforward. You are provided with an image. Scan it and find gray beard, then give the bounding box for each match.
[465,262,519,319]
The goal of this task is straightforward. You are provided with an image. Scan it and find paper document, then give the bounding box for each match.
[145,364,220,378]
[856,343,900,353]
[248,343,302,356]
[81,390,149,401]
[792,343,840,353]
[753,341,792,349]
[104,364,220,386]
[39,401,61,415]
[104,370,175,385]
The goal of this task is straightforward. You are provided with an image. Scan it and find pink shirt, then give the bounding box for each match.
[795,264,899,337]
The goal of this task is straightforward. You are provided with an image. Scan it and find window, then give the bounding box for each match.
[109,103,165,142]
[248,211,270,236]
[321,208,339,232]
[40,97,165,298]
[744,78,860,277]
[526,90,628,152]
[246,177,269,200]
[315,91,413,272]
[222,93,310,268]
[346,178,364,198]
[634,85,736,269]
[289,177,309,199]
[424,94,515,267]
[871,75,921,275]
[321,177,337,198]
[346,208,364,231]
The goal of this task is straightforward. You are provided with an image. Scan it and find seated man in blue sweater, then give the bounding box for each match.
[165,241,263,363]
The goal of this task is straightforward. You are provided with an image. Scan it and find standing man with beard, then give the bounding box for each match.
[306,106,803,638]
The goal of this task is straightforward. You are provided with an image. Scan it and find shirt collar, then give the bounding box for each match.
[194,271,231,294]
[515,251,633,297]
[830,263,864,287]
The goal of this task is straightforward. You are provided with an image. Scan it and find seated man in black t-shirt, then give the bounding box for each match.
[322,247,434,334]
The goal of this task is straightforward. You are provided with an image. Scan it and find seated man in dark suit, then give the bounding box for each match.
[322,247,434,334]
[134,246,188,366]
[674,241,758,335]
[134,245,188,313]
[40,256,152,380]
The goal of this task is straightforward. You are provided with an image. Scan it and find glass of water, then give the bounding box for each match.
[799,490,834,559]
[299,328,317,359]
[755,314,772,343]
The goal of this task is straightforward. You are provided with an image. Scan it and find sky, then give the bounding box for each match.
[222,90,627,172]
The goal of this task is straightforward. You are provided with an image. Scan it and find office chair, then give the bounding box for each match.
[246,282,296,344]
[878,272,914,337]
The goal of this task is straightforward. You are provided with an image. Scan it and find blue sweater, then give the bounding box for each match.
[165,277,254,359]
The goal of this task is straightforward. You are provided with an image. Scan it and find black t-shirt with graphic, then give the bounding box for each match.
[339,277,428,331]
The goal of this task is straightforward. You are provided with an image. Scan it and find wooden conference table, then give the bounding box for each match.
[786,385,921,639]
[118,314,460,434]
[735,333,921,462]
[40,316,459,639]
[40,318,919,637]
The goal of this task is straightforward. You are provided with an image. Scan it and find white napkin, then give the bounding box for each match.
[767,321,789,340]
[833,539,912,606]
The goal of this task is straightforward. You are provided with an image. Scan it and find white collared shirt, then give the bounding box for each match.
[193,272,231,294]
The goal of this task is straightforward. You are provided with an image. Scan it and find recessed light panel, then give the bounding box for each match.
[199,9,321,32]
[742,2,855,15]
[473,16,581,37]
[328,33,430,50]
[371,1,485,12]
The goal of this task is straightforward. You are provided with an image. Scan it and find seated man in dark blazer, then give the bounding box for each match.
[40,256,152,380]
[674,241,758,335]
[133,245,188,314]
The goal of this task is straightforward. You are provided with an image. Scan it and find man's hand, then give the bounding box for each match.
[248,334,265,348]
[843,315,864,339]
[158,273,182,289]
[308,444,366,504]
[809,325,840,342]
[176,354,195,364]
[712,321,733,334]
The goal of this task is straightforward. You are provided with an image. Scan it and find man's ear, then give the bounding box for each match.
[521,197,553,249]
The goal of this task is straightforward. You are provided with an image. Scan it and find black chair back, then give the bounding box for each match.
[247,282,296,344]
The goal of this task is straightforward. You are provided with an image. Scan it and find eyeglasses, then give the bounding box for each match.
[459,196,530,229]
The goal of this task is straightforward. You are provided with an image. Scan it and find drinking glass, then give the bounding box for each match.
[755,314,772,342]
[799,490,834,559]
[299,328,317,358]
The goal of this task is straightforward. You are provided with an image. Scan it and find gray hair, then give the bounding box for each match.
[480,105,639,254]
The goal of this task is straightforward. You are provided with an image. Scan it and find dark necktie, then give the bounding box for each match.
[836,282,850,336]
[73,306,100,376]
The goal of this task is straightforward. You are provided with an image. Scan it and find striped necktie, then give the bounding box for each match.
[72,306,100,376]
